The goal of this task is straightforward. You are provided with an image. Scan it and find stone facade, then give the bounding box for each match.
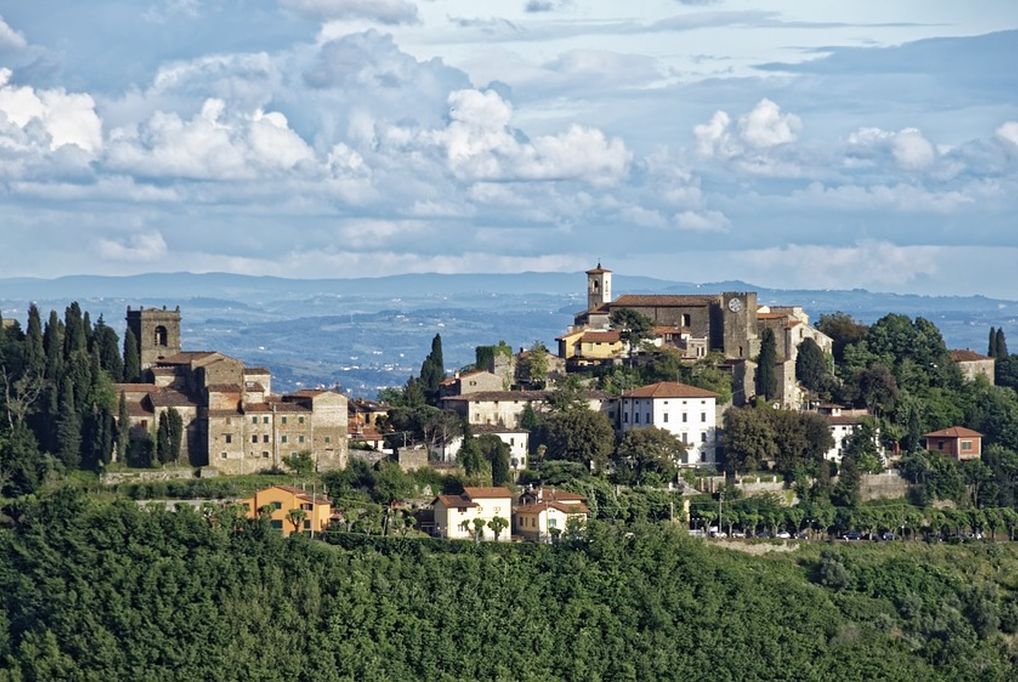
[950,349,995,384]
[127,306,182,370]
[116,306,347,475]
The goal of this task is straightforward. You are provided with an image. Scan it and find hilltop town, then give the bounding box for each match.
[0,263,1013,546]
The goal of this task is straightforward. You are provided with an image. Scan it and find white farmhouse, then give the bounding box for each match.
[431,487,514,542]
[618,382,718,466]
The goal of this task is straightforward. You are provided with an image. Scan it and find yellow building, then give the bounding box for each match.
[243,485,332,537]
[514,489,589,542]
[556,330,624,361]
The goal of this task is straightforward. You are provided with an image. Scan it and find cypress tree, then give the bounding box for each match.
[43,310,64,381]
[755,328,779,401]
[24,304,45,377]
[123,328,141,383]
[995,329,1008,360]
[795,338,829,394]
[419,333,445,402]
[93,316,124,379]
[82,310,93,350]
[989,327,997,358]
[156,412,172,464]
[167,408,184,463]
[55,377,81,468]
[116,391,130,463]
[63,302,87,358]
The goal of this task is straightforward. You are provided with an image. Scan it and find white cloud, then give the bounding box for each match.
[674,209,729,232]
[737,98,801,149]
[96,230,169,262]
[106,98,315,180]
[0,15,27,50]
[791,181,977,214]
[997,121,1018,148]
[847,126,936,171]
[693,110,733,157]
[280,0,418,24]
[419,88,631,186]
[0,68,103,154]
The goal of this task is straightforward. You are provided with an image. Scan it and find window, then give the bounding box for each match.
[303,521,311,530]
[510,438,515,446]
[682,413,687,423]
[251,435,258,444]
[299,436,305,444]
[702,413,707,422]
[226,417,232,425]
[220,452,227,459]
[271,520,283,529]
[663,414,669,423]
[634,413,639,424]
[262,451,270,458]
[299,416,305,424]
[262,416,269,424]
[281,436,288,444]
[272,501,282,510]
[301,503,313,511]
[624,412,629,423]
[961,440,974,451]
[645,413,651,424]
[324,437,331,444]
[252,417,258,424]
[548,518,558,529]
[154,325,168,347]
[225,434,233,444]
[682,433,689,444]
[262,434,270,443]
[281,417,288,425]
[140,420,148,429]
[701,432,707,443]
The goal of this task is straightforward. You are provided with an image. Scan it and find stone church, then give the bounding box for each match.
[563,264,832,406]
[117,306,347,475]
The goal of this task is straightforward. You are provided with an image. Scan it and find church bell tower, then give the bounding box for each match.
[586,263,612,311]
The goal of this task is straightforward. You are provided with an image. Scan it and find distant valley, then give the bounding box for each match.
[2,271,1016,398]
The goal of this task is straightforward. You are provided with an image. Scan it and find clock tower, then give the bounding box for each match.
[721,291,758,359]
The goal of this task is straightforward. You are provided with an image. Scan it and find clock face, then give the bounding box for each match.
[728,298,744,313]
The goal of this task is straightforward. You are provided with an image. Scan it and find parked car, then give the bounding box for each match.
[879,532,898,542]
[688,529,707,538]
[841,531,863,541]
[709,530,728,538]
[775,531,792,539]
[731,530,747,538]
[794,532,809,540]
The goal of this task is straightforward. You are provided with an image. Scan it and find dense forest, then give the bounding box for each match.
[0,491,1016,680]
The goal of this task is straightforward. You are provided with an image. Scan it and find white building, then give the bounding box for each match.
[441,390,609,428]
[618,382,718,466]
[816,405,879,463]
[433,425,530,474]
[514,489,590,542]
[431,487,514,542]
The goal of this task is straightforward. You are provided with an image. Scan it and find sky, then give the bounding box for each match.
[1,0,1017,296]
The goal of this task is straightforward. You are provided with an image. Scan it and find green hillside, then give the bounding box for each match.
[1,492,1016,681]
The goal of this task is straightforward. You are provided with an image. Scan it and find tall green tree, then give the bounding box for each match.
[478,434,511,485]
[722,406,778,474]
[795,338,830,396]
[755,328,778,400]
[817,312,868,364]
[613,427,685,485]
[989,327,998,358]
[123,328,141,383]
[24,304,45,377]
[419,333,445,402]
[116,391,130,462]
[167,408,184,463]
[42,310,64,381]
[610,308,654,353]
[994,329,1008,360]
[55,377,81,468]
[92,316,124,380]
[832,455,861,508]
[544,409,614,471]
[156,412,173,464]
[63,302,87,358]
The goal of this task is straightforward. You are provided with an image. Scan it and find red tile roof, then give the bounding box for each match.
[516,501,591,515]
[463,486,514,500]
[115,383,158,392]
[433,494,478,509]
[611,294,715,308]
[924,426,983,439]
[622,381,719,399]
[586,264,611,274]
[581,331,621,343]
[950,349,992,362]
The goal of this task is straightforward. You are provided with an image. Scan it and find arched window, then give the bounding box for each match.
[154,325,168,347]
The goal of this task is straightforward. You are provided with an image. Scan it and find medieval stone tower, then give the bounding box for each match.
[586,263,613,310]
[126,305,181,371]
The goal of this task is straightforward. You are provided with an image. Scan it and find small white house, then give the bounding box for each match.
[514,489,589,542]
[618,382,718,466]
[431,487,513,542]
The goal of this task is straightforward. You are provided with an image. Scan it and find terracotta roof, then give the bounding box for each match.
[207,409,242,418]
[586,263,611,274]
[924,426,983,439]
[622,381,719,399]
[442,390,549,403]
[463,486,514,500]
[267,486,330,506]
[653,325,690,335]
[756,312,790,320]
[611,294,715,308]
[516,501,590,515]
[206,384,243,393]
[826,415,865,426]
[115,383,157,392]
[950,349,992,362]
[290,389,329,398]
[157,351,218,365]
[534,489,586,503]
[149,390,196,408]
[244,367,271,374]
[433,494,478,509]
[581,331,621,343]
[243,403,272,413]
[127,405,154,417]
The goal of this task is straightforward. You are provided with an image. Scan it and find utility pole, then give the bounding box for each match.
[718,490,723,537]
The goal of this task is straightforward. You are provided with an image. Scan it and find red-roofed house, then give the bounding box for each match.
[924,427,983,461]
[619,382,719,466]
[431,486,514,541]
[514,488,590,542]
[950,349,995,384]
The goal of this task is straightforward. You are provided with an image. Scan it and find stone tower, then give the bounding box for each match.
[126,306,182,371]
[586,263,613,311]
[720,292,759,359]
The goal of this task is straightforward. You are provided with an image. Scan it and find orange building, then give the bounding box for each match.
[924,427,983,461]
[243,485,333,536]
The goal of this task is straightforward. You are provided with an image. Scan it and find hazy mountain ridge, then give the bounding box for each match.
[2,272,1015,397]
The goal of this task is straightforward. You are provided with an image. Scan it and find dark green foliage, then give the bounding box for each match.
[23,305,45,378]
[116,391,129,462]
[989,327,998,358]
[419,333,445,402]
[995,329,1008,360]
[833,455,862,508]
[1,495,1015,680]
[609,307,654,350]
[126,432,155,468]
[477,434,511,485]
[755,327,778,400]
[283,451,315,477]
[156,412,173,464]
[818,312,868,364]
[544,409,614,471]
[167,408,184,462]
[721,406,778,474]
[122,327,141,383]
[91,315,123,380]
[474,341,512,373]
[796,337,830,395]
[613,427,684,485]
[55,377,81,469]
